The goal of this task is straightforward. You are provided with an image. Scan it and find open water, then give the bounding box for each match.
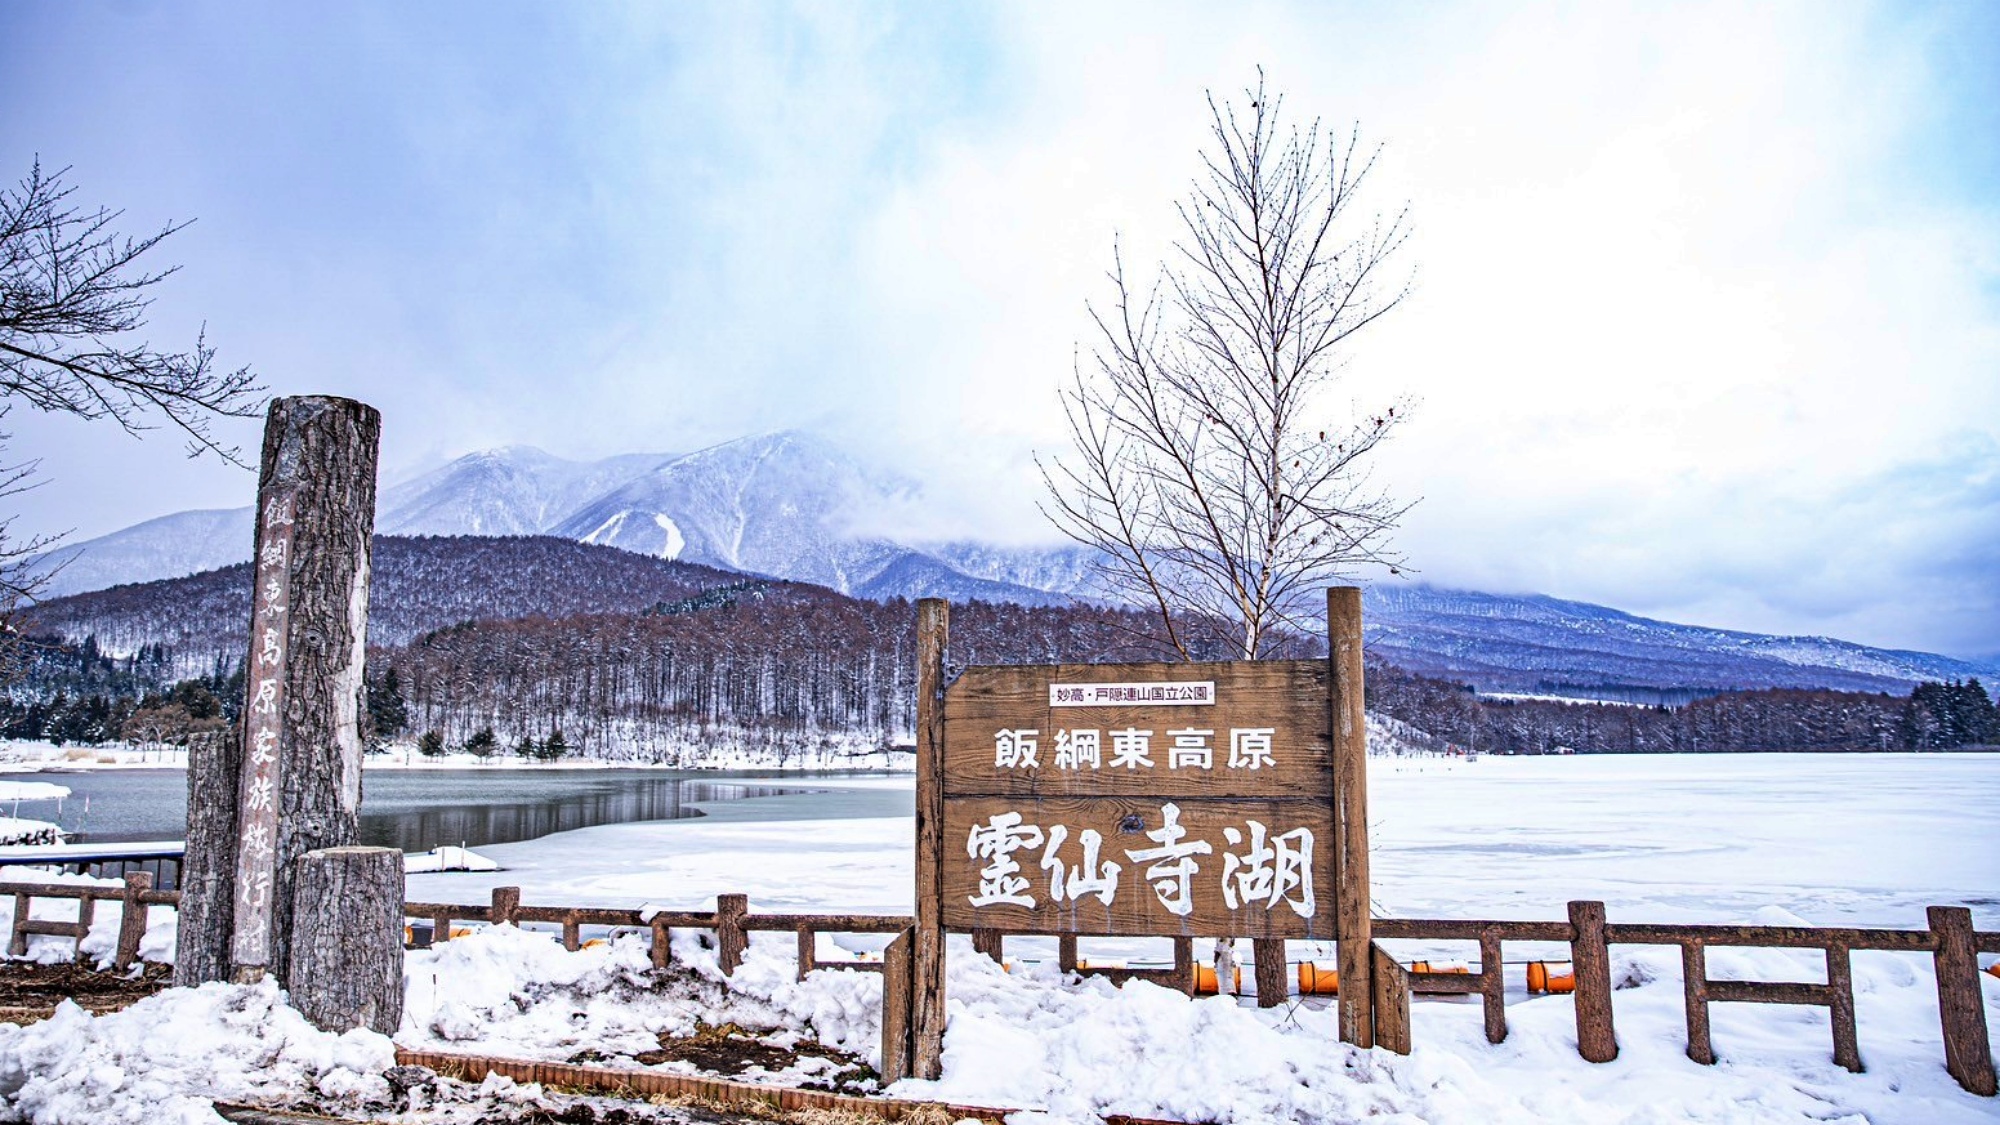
[1,767,901,852]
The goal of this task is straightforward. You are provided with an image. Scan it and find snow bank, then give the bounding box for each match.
[387,918,2000,1123]
[897,940,2000,1124]
[401,924,885,1079]
[0,979,393,1124]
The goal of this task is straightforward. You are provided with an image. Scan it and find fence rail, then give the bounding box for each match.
[0,876,1991,1096]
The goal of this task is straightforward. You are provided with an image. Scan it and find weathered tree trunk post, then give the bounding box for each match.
[175,726,241,984]
[912,598,949,1080]
[1329,587,1374,1047]
[287,847,403,1034]
[177,396,381,998]
[235,396,380,985]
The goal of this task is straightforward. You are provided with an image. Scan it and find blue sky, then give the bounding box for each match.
[2,1,1997,657]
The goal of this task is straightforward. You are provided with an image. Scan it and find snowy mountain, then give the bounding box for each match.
[24,507,255,598]
[1361,584,2000,696]
[377,446,674,537]
[24,429,1997,695]
[24,432,1063,607]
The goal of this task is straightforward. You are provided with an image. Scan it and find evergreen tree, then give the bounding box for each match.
[368,666,410,738]
[541,728,569,760]
[465,726,498,759]
[417,729,446,758]
[514,733,538,760]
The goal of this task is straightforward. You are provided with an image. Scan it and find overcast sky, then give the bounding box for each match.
[3,1,1996,658]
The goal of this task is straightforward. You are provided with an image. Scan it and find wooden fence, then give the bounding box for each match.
[3,872,172,971]
[1,877,1992,1096]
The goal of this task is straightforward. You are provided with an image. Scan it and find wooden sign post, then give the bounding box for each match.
[904,588,1375,1073]
[176,395,399,1032]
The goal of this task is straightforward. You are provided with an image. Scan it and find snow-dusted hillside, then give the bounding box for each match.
[26,431,1060,608]
[25,430,1998,694]
[1362,584,2000,695]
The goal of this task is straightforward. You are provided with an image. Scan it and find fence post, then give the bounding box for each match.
[650,915,672,970]
[971,927,1003,965]
[1479,926,1508,1044]
[1569,900,1618,1062]
[1253,938,1288,1008]
[1929,906,1996,1096]
[1681,940,1713,1065]
[880,927,915,1083]
[1826,944,1862,1073]
[6,892,25,957]
[490,886,521,928]
[115,872,154,971]
[716,893,748,976]
[1370,943,1412,1054]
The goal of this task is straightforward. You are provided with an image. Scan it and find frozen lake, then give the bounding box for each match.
[403,752,2000,934]
[0,767,902,851]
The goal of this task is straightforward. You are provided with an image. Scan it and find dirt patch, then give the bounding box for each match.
[625,1023,877,1095]
[0,961,171,1023]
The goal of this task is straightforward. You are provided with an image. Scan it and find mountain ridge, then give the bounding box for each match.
[22,431,1998,695]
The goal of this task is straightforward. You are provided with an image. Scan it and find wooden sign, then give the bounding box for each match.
[940,661,1335,939]
[905,590,1375,1080]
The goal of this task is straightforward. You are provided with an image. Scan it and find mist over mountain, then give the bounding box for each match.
[22,430,1998,696]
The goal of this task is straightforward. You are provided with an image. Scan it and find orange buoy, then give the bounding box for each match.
[1526,961,1575,994]
[1297,961,1339,995]
[449,925,476,940]
[581,938,609,950]
[1194,963,1244,995]
[1986,961,2000,980]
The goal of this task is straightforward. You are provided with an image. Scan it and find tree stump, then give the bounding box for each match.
[285,846,404,1035]
[175,725,243,985]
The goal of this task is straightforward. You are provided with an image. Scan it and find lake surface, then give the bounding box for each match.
[3,768,899,852]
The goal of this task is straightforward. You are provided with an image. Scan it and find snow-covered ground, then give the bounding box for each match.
[2,753,1996,1124]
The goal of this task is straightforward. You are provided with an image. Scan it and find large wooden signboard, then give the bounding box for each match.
[940,661,1335,939]
[905,589,1375,1081]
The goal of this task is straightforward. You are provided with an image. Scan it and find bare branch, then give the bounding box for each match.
[1040,74,1418,659]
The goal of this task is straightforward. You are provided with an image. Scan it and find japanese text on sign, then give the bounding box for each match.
[993,727,1276,771]
[964,802,1315,918]
[1050,681,1215,707]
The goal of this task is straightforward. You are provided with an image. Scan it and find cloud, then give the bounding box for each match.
[1,0,1995,654]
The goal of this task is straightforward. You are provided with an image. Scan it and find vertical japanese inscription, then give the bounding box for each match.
[231,487,296,972]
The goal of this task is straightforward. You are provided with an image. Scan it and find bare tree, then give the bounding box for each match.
[0,159,263,660]
[0,420,61,683]
[1040,73,1415,660]
[1,159,263,460]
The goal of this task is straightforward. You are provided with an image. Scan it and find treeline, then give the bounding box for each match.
[11,555,1994,759]
[1366,663,1997,754]
[0,635,240,747]
[371,585,1284,761]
